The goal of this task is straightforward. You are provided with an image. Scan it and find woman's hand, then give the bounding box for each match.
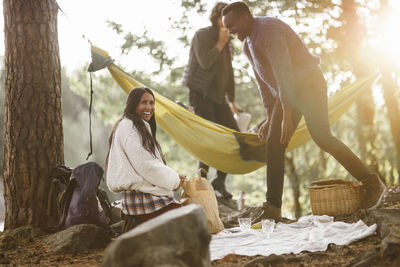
[174,175,186,191]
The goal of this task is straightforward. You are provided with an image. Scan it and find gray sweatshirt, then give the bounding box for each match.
[244,17,320,114]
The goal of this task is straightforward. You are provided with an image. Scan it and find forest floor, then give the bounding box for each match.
[1,186,399,267]
[0,231,390,266]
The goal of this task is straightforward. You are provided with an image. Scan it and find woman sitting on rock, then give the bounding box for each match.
[106,87,185,232]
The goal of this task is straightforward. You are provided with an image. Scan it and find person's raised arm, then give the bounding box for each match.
[215,27,229,52]
[192,28,228,69]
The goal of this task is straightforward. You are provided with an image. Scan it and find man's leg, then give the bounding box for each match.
[211,101,240,199]
[265,102,286,209]
[212,171,231,198]
[189,91,216,178]
[253,101,301,222]
[265,101,302,208]
[198,162,209,177]
[300,72,386,209]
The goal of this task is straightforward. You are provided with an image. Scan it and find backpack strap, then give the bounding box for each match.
[57,177,77,230]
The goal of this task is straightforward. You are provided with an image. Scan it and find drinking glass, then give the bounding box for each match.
[261,219,275,237]
[238,218,251,231]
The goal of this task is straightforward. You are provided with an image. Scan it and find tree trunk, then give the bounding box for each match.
[354,93,378,173]
[3,0,63,229]
[380,71,400,182]
[339,0,378,174]
[378,0,400,184]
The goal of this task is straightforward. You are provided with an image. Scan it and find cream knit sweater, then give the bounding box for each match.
[106,117,180,197]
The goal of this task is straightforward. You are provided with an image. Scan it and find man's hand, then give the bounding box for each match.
[229,101,242,114]
[258,119,270,142]
[280,109,294,145]
[216,27,229,51]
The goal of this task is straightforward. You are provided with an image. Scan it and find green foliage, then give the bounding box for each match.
[229,167,266,207]
[61,0,399,219]
[172,0,208,47]
[69,65,127,125]
[61,67,120,200]
[61,68,111,167]
[107,21,176,76]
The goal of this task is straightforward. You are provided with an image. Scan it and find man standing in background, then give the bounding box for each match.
[183,2,241,199]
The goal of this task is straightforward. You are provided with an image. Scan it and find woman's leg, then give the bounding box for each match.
[121,213,146,233]
[121,203,182,233]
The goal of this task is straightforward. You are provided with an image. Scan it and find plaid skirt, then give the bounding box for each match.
[121,190,182,233]
[121,190,178,215]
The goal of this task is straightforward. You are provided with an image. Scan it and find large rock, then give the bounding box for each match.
[380,234,400,258]
[380,186,400,208]
[44,224,110,253]
[367,209,400,239]
[367,209,400,259]
[103,204,211,267]
[347,249,379,267]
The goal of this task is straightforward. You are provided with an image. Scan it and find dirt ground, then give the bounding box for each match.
[0,227,395,267]
[1,187,400,266]
[0,222,395,267]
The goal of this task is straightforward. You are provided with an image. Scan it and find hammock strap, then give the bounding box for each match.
[86,72,94,160]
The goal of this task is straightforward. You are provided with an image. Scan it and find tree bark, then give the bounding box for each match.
[380,71,400,182]
[3,0,63,229]
[339,0,378,174]
[378,0,400,184]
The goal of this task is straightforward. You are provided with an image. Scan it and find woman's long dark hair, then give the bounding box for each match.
[105,87,165,168]
[210,2,228,27]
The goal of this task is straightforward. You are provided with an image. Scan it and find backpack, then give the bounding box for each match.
[47,165,73,229]
[55,162,110,230]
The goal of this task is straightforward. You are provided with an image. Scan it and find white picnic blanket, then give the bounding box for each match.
[210,215,376,261]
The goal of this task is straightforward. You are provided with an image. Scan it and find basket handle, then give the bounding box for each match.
[311,179,357,186]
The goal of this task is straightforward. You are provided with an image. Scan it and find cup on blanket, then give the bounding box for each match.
[238,218,251,231]
[261,219,275,237]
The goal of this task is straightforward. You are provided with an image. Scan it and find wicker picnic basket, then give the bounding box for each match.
[308,179,363,216]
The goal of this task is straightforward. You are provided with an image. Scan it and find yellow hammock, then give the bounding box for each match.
[89,46,376,174]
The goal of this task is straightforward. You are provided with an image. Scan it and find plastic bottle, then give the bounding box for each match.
[237,191,245,210]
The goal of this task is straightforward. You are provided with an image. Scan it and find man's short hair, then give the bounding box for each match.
[210,2,228,26]
[222,2,251,16]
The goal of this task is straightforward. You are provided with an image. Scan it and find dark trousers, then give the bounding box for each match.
[266,71,373,208]
[122,203,182,233]
[189,90,239,180]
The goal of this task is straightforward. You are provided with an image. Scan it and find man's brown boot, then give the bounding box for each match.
[252,202,282,224]
[211,178,233,199]
[361,173,387,210]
